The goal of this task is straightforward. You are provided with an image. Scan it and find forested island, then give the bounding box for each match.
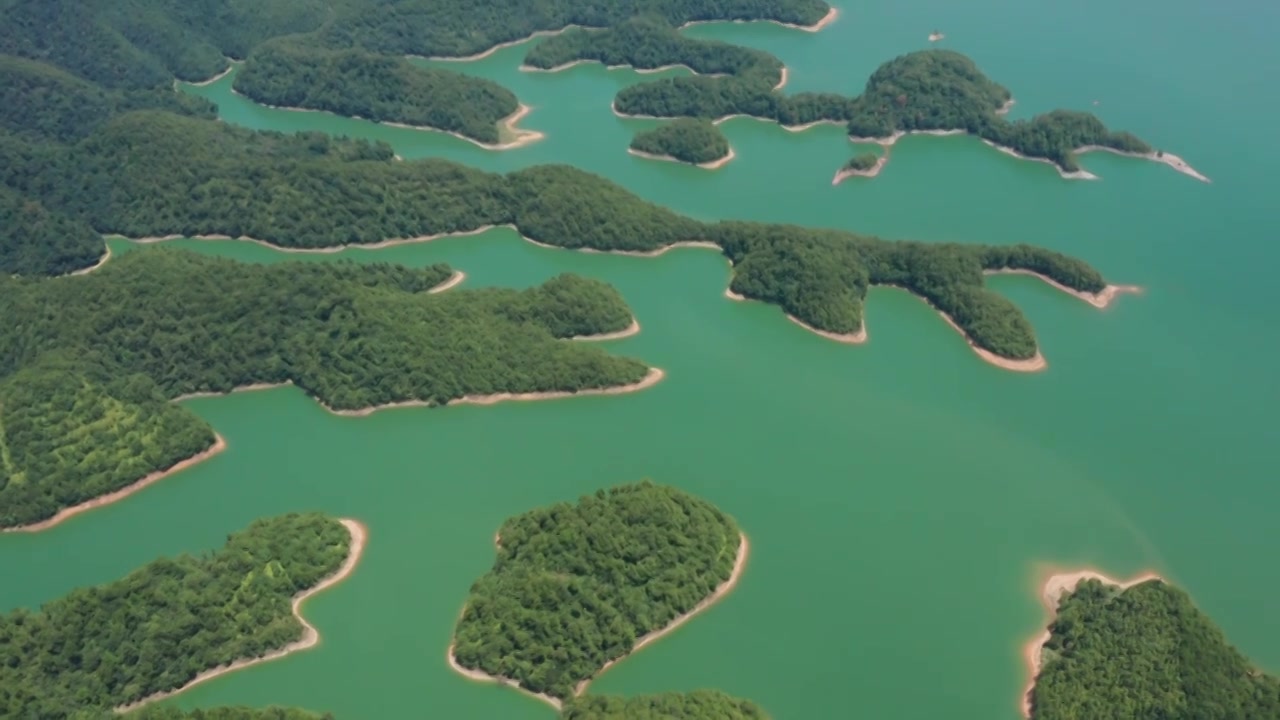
[831,151,886,183]
[630,118,732,167]
[1027,575,1280,719]
[562,691,769,719]
[0,106,1116,367]
[450,482,746,702]
[0,250,652,528]
[0,514,355,716]
[234,41,523,145]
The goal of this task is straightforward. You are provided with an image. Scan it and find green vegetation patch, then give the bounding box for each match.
[235,42,520,144]
[452,482,742,699]
[842,152,880,172]
[0,359,215,529]
[563,690,769,719]
[0,186,105,276]
[0,514,351,716]
[630,118,730,165]
[1030,579,1280,719]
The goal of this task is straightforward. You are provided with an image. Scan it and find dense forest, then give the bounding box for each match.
[0,514,351,716]
[562,691,769,719]
[0,108,1108,361]
[0,358,216,529]
[235,41,519,143]
[452,482,742,699]
[630,118,731,164]
[0,0,830,89]
[1030,579,1280,719]
[0,250,649,527]
[0,186,106,276]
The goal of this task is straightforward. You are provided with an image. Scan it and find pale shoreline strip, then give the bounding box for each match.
[115,223,506,254]
[234,88,543,151]
[327,367,666,416]
[116,519,369,713]
[984,269,1142,309]
[612,101,843,133]
[63,244,113,277]
[1075,145,1210,183]
[627,146,736,170]
[1020,569,1164,718]
[2,435,228,534]
[422,25,602,62]
[428,271,466,294]
[981,140,1099,181]
[572,317,641,341]
[521,60,727,77]
[775,66,788,91]
[178,63,236,87]
[525,237,722,258]
[680,6,838,32]
[726,289,867,343]
[996,98,1015,116]
[445,532,749,707]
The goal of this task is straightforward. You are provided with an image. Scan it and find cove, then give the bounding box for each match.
[2,0,1278,718]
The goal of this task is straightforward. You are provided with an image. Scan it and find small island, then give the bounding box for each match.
[449,481,748,705]
[630,118,734,168]
[928,30,945,42]
[233,42,538,148]
[0,513,362,716]
[562,690,769,719]
[1025,572,1280,718]
[831,151,887,183]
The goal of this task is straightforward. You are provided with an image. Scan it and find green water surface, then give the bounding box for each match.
[3,0,1277,717]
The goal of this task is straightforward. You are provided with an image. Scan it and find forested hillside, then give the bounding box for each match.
[0,514,352,716]
[235,42,520,143]
[1030,579,1280,719]
[562,690,769,719]
[630,118,731,165]
[0,109,1108,361]
[452,482,743,699]
[0,250,649,527]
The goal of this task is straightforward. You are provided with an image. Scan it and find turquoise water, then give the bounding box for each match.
[3,0,1277,717]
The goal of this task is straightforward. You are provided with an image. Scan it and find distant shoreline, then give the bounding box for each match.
[446,532,749,705]
[520,59,728,77]
[186,64,234,86]
[831,154,890,184]
[115,223,505,253]
[62,244,113,277]
[422,25,601,62]
[525,237,722,258]
[116,519,369,713]
[681,6,839,32]
[428,271,466,294]
[2,434,227,534]
[725,288,867,343]
[628,146,736,170]
[572,317,641,341]
[612,101,843,133]
[1020,569,1164,718]
[232,88,543,151]
[985,269,1142,309]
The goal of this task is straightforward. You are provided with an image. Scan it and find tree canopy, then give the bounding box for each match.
[235,41,520,143]
[1030,579,1280,719]
[0,513,351,716]
[562,690,769,719]
[452,481,743,699]
[631,118,731,165]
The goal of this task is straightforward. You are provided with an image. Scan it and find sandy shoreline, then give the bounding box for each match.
[446,532,749,707]
[1076,145,1210,183]
[997,98,1015,116]
[172,382,289,403]
[982,140,1099,180]
[424,25,600,62]
[628,146,736,170]
[576,532,750,695]
[725,289,865,343]
[677,6,837,31]
[3,435,228,534]
[428,271,466,294]
[1020,569,1164,718]
[117,518,368,713]
[183,64,235,87]
[572,317,641,341]
[877,286,1046,372]
[775,66,788,91]
[63,244,113,277]
[522,60,726,77]
[527,238,721,258]
[326,367,665,416]
[985,269,1141,309]
[115,224,504,254]
[612,102,840,133]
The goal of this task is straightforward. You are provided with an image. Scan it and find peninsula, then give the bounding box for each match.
[630,118,734,168]
[233,41,524,145]
[0,251,654,528]
[562,690,769,719]
[1024,571,1280,719]
[0,514,360,717]
[449,481,747,703]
